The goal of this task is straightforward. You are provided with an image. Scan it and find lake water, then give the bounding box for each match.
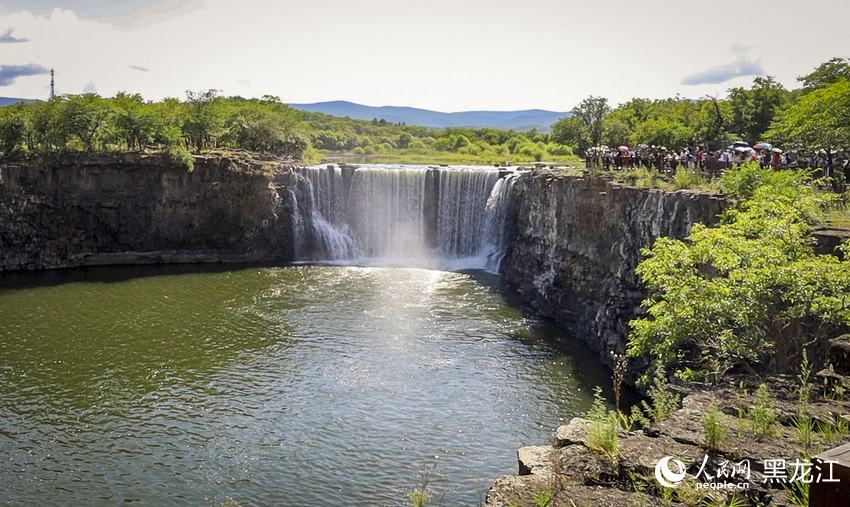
[0,264,611,506]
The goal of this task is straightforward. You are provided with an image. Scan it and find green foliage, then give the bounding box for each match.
[0,105,26,157]
[630,117,692,149]
[641,376,680,422]
[767,79,850,150]
[783,480,809,507]
[572,96,610,147]
[586,387,619,457]
[745,384,779,438]
[220,97,306,156]
[183,89,221,152]
[409,489,430,507]
[817,416,849,444]
[671,166,705,190]
[628,165,850,381]
[551,116,590,152]
[307,112,577,164]
[530,488,554,507]
[165,144,194,172]
[798,57,850,91]
[0,90,307,160]
[619,166,666,189]
[718,162,807,199]
[702,399,727,452]
[793,414,814,447]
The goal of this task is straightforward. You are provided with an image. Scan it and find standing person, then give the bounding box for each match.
[771,149,782,169]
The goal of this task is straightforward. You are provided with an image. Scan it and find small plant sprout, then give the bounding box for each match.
[702,399,727,452]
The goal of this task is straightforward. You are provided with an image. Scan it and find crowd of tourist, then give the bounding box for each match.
[584,143,850,180]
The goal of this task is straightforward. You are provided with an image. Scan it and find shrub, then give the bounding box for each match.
[628,169,850,382]
[671,166,704,190]
[165,144,194,172]
[644,376,680,422]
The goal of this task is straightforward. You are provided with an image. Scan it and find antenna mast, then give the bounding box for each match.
[49,68,55,99]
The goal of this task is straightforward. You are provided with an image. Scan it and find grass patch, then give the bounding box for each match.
[316,148,580,166]
[586,387,620,458]
[702,399,727,452]
[742,384,779,439]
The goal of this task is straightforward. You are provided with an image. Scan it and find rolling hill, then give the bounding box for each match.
[289,100,570,131]
[0,97,36,106]
[0,96,571,131]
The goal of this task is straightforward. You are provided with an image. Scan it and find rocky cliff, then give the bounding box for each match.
[0,153,296,271]
[502,170,729,363]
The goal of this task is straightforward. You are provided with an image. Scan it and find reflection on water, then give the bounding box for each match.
[0,265,612,505]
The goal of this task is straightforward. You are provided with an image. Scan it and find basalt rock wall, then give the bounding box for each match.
[0,154,297,271]
[502,170,729,363]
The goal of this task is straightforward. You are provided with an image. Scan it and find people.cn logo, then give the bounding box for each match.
[655,456,687,488]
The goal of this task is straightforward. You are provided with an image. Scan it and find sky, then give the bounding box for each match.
[0,0,848,112]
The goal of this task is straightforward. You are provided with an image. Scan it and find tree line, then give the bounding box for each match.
[551,57,850,154]
[301,110,573,163]
[0,90,308,162]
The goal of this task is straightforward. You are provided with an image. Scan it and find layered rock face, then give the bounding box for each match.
[0,154,295,271]
[501,170,729,362]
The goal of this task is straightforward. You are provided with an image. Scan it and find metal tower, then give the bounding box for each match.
[49,68,55,99]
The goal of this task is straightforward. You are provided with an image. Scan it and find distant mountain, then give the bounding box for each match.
[0,97,36,106]
[289,100,570,131]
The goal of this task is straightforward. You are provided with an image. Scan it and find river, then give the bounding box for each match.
[0,264,612,505]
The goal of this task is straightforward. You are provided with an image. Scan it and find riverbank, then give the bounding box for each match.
[486,364,850,506]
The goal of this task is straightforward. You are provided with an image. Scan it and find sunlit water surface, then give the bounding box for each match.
[0,265,611,506]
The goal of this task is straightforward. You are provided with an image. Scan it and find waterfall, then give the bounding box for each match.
[349,167,428,260]
[481,172,519,272]
[290,168,359,260]
[436,168,499,258]
[289,165,519,272]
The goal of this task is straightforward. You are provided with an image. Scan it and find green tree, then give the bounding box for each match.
[183,89,221,152]
[727,77,788,142]
[0,105,27,157]
[603,117,630,147]
[798,57,850,91]
[628,164,850,383]
[550,116,590,152]
[396,131,413,148]
[629,117,693,148]
[62,94,111,151]
[571,96,610,147]
[112,92,156,151]
[767,79,850,149]
[748,76,788,141]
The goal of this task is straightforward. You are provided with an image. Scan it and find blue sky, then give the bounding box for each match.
[0,0,848,111]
